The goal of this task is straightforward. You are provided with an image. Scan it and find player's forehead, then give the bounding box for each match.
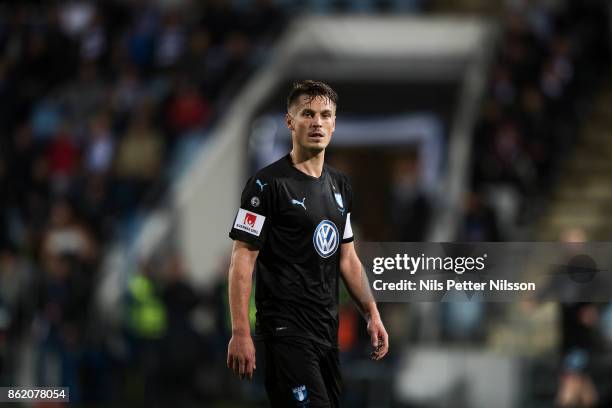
[292,94,336,113]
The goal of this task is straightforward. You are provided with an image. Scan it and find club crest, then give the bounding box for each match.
[292,385,308,402]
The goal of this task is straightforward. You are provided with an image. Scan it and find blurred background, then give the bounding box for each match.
[0,0,611,407]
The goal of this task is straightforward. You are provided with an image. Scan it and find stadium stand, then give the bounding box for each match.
[0,0,610,406]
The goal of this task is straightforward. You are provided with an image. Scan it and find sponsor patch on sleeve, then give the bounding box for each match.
[234,208,266,237]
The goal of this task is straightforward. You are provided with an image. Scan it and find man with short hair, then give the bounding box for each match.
[227,80,388,407]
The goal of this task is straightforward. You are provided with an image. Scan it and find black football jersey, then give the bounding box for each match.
[229,154,354,347]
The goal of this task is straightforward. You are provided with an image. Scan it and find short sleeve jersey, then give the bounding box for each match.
[229,154,354,347]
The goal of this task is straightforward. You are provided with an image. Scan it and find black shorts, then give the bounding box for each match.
[256,337,342,408]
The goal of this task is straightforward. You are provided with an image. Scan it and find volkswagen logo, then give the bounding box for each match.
[313,220,339,258]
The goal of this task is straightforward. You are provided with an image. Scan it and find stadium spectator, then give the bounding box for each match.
[154,11,187,70]
[78,9,109,64]
[113,105,164,212]
[389,154,431,241]
[7,124,36,210]
[164,79,212,137]
[46,124,80,196]
[111,62,146,116]
[77,175,114,240]
[41,200,96,265]
[555,228,601,408]
[36,253,85,400]
[0,245,35,384]
[158,254,201,406]
[459,190,501,242]
[84,113,115,176]
[123,258,167,404]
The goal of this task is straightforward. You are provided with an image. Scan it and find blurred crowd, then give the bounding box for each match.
[457,2,612,406]
[465,0,610,240]
[0,0,428,405]
[0,0,287,404]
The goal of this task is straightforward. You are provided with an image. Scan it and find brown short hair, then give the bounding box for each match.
[286,80,338,112]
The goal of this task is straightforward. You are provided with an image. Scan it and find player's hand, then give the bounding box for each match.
[367,316,389,361]
[227,333,256,380]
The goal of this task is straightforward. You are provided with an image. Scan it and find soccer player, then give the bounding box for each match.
[227,80,389,407]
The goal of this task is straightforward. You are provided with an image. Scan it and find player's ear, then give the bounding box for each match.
[285,113,294,131]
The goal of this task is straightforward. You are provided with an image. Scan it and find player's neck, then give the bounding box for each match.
[289,149,325,178]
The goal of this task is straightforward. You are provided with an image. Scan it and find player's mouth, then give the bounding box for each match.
[308,132,324,138]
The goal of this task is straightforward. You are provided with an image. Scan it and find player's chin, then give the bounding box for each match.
[305,144,327,154]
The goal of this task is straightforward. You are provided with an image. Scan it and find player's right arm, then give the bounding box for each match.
[227,239,259,380]
[227,175,271,380]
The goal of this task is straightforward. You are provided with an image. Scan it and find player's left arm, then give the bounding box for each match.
[339,241,389,360]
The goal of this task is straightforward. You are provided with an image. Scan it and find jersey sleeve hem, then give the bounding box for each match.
[229,231,264,250]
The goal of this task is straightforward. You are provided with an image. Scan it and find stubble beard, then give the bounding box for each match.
[302,141,326,156]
